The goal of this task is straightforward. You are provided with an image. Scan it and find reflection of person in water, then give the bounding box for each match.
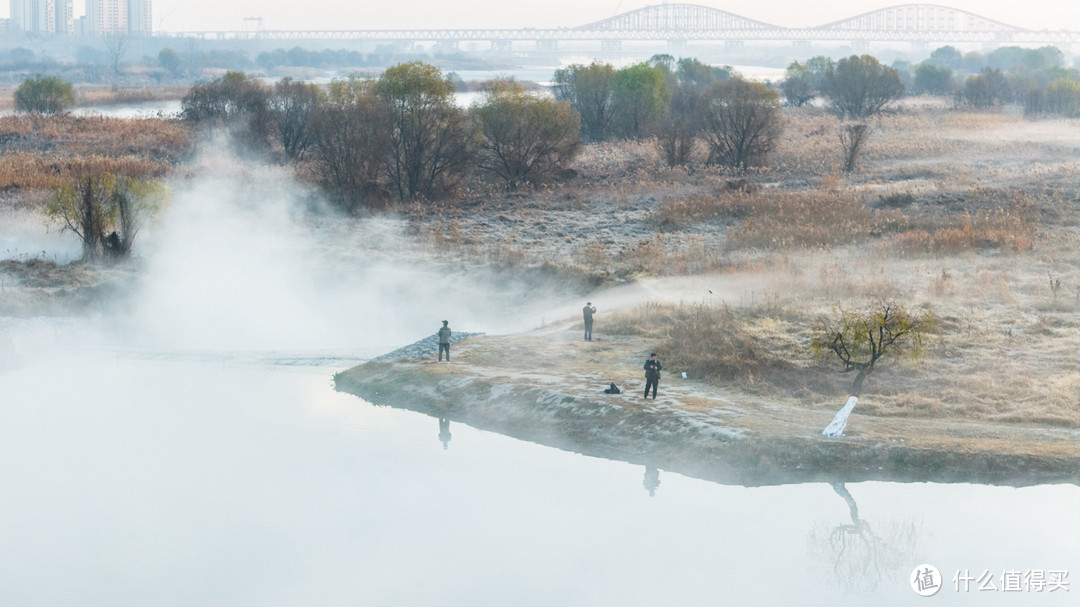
[643,465,660,497]
[438,418,451,449]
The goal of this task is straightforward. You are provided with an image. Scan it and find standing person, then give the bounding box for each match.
[643,352,662,399]
[582,302,597,341]
[437,320,452,362]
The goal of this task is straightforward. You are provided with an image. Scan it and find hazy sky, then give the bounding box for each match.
[21,1,1079,32]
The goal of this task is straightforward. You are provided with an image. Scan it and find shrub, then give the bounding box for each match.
[14,74,75,115]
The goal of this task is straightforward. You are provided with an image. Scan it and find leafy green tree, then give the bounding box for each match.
[375,62,475,201]
[612,62,671,138]
[700,77,782,170]
[14,74,75,115]
[472,80,581,189]
[268,77,322,161]
[823,55,904,119]
[181,71,271,147]
[310,76,392,212]
[912,63,953,96]
[553,61,617,142]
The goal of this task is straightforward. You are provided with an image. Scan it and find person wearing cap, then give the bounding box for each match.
[437,320,452,362]
[582,301,597,341]
[643,353,662,399]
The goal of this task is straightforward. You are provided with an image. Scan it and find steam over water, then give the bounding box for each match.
[1,153,1077,605]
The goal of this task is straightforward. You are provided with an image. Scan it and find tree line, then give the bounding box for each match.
[784,45,1080,116]
[175,55,908,208]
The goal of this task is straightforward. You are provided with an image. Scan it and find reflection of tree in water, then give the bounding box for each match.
[806,483,922,593]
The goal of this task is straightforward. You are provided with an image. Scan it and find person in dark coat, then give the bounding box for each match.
[582,302,597,341]
[437,320,452,362]
[644,352,662,399]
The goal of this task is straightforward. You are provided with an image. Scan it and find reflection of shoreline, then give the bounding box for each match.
[335,357,1080,488]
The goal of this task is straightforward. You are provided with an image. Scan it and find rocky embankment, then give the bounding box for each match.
[334,326,1080,488]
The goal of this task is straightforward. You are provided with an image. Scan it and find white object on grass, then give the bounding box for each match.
[822,395,859,437]
[681,372,687,379]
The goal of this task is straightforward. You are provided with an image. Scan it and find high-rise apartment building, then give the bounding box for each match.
[86,0,127,34]
[83,0,151,34]
[127,0,151,35]
[9,0,73,33]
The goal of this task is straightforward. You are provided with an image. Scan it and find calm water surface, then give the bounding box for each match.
[0,347,1075,606]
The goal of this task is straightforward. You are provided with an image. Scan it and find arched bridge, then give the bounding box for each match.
[163,3,1080,45]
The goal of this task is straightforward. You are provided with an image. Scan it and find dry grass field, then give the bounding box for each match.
[0,99,1075,433]
[407,106,1080,429]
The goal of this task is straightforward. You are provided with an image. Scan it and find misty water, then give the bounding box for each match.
[0,347,1076,606]
[2,157,1077,606]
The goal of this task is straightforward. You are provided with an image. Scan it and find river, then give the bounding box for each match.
[0,330,1076,606]
[1,137,1076,606]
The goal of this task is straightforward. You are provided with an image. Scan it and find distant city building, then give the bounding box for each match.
[84,0,151,35]
[86,0,126,34]
[9,0,73,33]
[56,0,72,33]
[127,0,151,35]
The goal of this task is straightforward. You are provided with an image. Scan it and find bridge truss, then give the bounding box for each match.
[159,3,1080,45]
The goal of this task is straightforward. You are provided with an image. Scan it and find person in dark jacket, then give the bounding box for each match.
[582,302,597,341]
[644,353,662,399]
[437,320,451,362]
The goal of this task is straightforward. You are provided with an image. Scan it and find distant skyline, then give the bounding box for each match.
[4,1,1079,32]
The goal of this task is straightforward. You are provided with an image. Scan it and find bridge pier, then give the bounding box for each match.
[851,40,870,52]
[792,40,811,50]
[491,40,513,52]
[601,39,622,54]
[536,40,557,51]
[724,40,744,50]
[667,39,686,55]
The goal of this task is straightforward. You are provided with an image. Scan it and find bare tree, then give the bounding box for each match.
[471,79,581,189]
[700,78,782,170]
[823,55,905,120]
[812,301,935,436]
[654,86,703,167]
[103,34,129,79]
[268,77,322,161]
[813,301,934,395]
[375,62,476,201]
[310,79,392,212]
[552,62,617,142]
[839,123,871,173]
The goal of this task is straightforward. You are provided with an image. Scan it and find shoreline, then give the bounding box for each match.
[334,331,1080,488]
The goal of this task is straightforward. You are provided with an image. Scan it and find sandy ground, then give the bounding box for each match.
[335,274,1080,487]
